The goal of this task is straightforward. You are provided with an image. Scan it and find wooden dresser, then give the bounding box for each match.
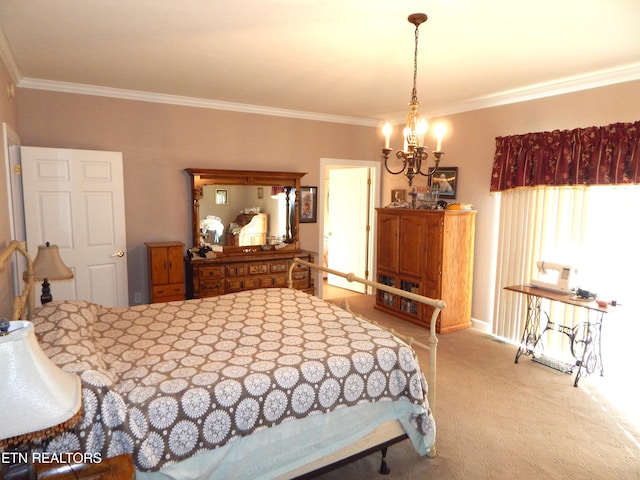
[146,241,186,303]
[375,208,476,333]
[187,249,314,299]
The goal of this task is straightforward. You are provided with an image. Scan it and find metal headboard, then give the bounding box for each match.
[0,240,35,320]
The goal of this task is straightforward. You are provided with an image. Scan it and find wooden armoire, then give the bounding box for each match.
[375,208,476,333]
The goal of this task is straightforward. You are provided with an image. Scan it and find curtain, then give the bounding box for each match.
[490,121,640,192]
[493,185,640,358]
[491,120,640,359]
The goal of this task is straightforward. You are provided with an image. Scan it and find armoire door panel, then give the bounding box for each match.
[376,213,399,272]
[398,214,424,278]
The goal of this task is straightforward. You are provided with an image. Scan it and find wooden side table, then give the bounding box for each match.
[34,453,135,479]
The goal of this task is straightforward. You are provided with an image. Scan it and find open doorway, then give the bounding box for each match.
[317,158,381,298]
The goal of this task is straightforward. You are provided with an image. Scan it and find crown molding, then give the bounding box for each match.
[431,62,640,117]
[16,77,380,127]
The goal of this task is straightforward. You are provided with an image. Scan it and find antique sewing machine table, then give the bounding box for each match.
[506,284,614,387]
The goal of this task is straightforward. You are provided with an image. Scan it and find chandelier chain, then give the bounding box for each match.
[411,23,420,103]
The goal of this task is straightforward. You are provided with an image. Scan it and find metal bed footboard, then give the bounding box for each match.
[287,257,445,457]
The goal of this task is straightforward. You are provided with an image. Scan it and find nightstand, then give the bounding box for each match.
[33,453,135,479]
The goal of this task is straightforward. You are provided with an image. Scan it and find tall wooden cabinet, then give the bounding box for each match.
[375,208,476,333]
[146,242,186,303]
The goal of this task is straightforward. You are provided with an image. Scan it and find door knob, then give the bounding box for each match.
[111,250,125,257]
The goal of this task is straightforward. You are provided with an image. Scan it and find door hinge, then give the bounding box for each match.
[14,165,21,175]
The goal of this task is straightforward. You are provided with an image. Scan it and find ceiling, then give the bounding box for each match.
[1,1,639,126]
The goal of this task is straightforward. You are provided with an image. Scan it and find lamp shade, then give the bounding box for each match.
[0,321,82,445]
[33,243,73,281]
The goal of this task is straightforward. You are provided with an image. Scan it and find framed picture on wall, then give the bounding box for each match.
[433,167,457,199]
[215,189,228,204]
[299,186,317,223]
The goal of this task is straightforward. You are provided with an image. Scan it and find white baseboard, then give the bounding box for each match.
[471,317,491,334]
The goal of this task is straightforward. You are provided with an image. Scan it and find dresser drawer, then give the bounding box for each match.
[226,264,248,276]
[226,276,260,292]
[199,266,224,280]
[152,282,185,299]
[290,268,309,282]
[200,279,224,295]
[249,263,269,275]
[259,275,287,288]
[270,261,288,273]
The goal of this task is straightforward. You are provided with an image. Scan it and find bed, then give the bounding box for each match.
[2,243,444,479]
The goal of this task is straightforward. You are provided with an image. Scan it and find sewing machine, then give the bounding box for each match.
[530,261,577,294]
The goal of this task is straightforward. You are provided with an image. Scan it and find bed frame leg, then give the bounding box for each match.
[379,447,391,475]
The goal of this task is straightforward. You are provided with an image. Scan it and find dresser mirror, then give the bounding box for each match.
[186,169,306,252]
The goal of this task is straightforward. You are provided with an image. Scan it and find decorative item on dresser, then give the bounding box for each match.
[375,207,476,333]
[145,241,185,302]
[185,168,315,298]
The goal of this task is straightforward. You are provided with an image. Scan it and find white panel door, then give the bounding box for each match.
[21,147,129,307]
[327,167,370,293]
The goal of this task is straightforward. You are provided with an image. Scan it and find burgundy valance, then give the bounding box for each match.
[490,121,640,192]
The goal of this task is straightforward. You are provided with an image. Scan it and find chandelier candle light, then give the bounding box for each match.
[382,13,447,198]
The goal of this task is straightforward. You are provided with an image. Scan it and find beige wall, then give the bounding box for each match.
[14,89,379,304]
[0,60,19,319]
[4,71,640,329]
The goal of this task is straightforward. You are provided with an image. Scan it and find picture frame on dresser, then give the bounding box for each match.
[433,167,457,199]
[300,186,317,223]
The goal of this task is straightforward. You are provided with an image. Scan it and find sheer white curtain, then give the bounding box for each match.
[492,185,640,359]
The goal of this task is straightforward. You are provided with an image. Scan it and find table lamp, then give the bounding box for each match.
[32,242,73,304]
[0,319,82,475]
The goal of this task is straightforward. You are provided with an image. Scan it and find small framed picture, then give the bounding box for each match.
[215,189,228,204]
[299,186,317,223]
[391,189,406,203]
[433,167,457,199]
[257,187,264,199]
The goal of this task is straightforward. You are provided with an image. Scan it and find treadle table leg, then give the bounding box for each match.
[515,295,542,363]
[571,310,605,387]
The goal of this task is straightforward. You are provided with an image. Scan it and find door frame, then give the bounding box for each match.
[318,158,381,298]
[2,123,26,296]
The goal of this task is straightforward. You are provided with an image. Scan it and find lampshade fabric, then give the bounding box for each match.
[0,321,82,442]
[33,243,73,281]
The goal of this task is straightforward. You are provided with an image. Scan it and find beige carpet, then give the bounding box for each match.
[314,287,640,480]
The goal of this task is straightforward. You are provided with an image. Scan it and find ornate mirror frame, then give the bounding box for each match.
[185,168,306,251]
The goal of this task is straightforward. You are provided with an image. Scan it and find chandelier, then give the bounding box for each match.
[382,13,446,188]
